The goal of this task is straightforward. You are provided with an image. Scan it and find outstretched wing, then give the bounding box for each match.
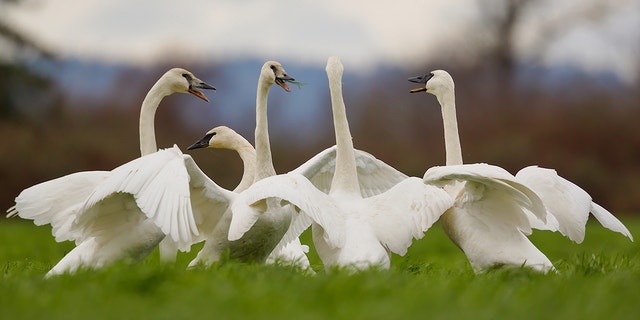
[263,202,314,263]
[229,173,345,248]
[291,145,408,197]
[78,146,198,246]
[7,171,110,242]
[182,154,236,244]
[158,155,237,256]
[590,203,633,241]
[424,163,548,235]
[516,166,633,242]
[365,177,453,255]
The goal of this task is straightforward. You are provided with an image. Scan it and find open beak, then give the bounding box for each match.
[187,133,214,150]
[188,82,216,102]
[275,75,294,92]
[408,74,433,94]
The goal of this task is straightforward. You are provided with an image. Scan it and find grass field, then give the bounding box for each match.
[1,217,638,320]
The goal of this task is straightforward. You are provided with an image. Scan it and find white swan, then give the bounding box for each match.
[184,125,311,269]
[409,69,632,272]
[409,70,554,272]
[228,56,453,271]
[7,68,216,276]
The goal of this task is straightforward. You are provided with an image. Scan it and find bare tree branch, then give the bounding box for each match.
[0,0,57,60]
[0,21,57,60]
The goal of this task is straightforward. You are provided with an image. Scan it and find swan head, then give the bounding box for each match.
[162,68,216,102]
[408,69,454,97]
[187,126,244,151]
[325,56,344,79]
[261,61,294,92]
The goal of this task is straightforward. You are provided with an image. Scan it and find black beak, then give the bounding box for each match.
[408,73,434,93]
[408,73,434,84]
[187,133,214,150]
[278,74,294,82]
[194,82,216,90]
[188,79,216,102]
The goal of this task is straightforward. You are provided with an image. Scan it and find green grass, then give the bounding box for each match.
[1,217,639,320]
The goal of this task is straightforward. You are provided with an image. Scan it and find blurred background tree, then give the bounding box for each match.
[0,0,61,120]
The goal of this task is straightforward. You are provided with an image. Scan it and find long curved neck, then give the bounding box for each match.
[233,141,257,192]
[328,73,360,195]
[253,76,277,182]
[139,79,170,156]
[437,89,463,165]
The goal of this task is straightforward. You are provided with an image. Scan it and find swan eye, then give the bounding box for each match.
[270,65,276,71]
[182,73,193,82]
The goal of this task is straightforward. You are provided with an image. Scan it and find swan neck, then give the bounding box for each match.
[234,142,257,192]
[139,79,169,156]
[328,73,360,194]
[439,91,463,165]
[254,77,276,181]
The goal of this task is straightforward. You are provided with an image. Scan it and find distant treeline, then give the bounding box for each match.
[2,63,639,218]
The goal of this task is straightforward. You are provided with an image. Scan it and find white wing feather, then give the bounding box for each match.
[7,171,110,242]
[365,177,454,255]
[292,145,408,197]
[269,208,314,259]
[73,192,153,243]
[158,155,237,254]
[182,154,236,244]
[424,163,548,235]
[590,202,633,241]
[79,146,197,246]
[230,173,345,248]
[516,165,633,242]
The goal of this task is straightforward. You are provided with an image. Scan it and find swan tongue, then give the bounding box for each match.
[188,88,210,102]
[410,87,427,93]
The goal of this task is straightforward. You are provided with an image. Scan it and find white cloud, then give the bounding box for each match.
[3,0,471,69]
[2,0,638,82]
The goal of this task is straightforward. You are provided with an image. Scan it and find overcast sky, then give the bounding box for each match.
[3,0,639,83]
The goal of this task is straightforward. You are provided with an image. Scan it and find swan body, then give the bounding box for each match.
[185,127,311,268]
[230,56,453,271]
[191,126,310,267]
[44,145,234,276]
[410,70,555,272]
[409,69,632,272]
[422,163,553,272]
[7,68,216,276]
